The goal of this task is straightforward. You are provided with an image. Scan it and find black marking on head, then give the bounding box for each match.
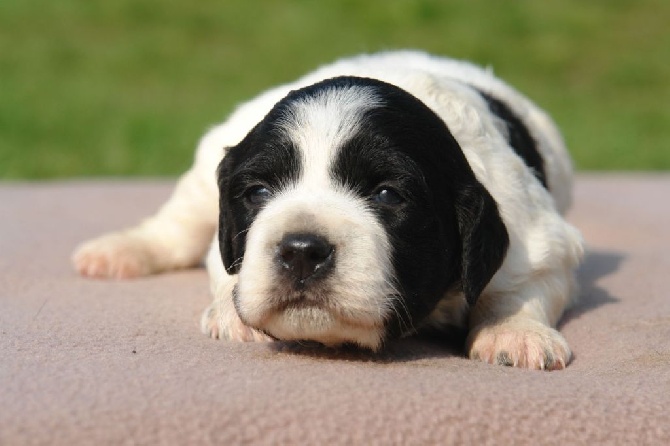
[473,88,547,188]
[217,112,302,273]
[327,76,510,335]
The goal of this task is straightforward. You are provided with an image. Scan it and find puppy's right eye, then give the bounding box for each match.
[244,185,272,207]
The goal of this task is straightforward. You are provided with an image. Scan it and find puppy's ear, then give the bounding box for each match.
[216,151,241,274]
[455,184,509,306]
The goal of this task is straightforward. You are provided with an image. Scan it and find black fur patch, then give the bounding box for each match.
[217,112,302,273]
[474,88,548,188]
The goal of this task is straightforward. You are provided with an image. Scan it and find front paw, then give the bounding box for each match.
[467,319,572,370]
[72,233,157,279]
[201,300,273,343]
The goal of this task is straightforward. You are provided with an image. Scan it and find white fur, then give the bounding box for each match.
[73,51,583,369]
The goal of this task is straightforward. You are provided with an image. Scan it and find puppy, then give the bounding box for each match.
[73,51,583,370]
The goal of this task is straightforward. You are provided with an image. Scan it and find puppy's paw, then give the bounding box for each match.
[467,319,571,370]
[201,300,273,343]
[72,233,157,279]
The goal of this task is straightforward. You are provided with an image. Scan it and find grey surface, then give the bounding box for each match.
[1,176,669,445]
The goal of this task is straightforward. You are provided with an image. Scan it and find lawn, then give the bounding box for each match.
[1,0,668,179]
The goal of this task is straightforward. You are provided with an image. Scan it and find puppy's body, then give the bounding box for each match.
[74,51,583,369]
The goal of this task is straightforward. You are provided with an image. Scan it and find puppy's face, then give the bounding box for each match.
[217,77,508,350]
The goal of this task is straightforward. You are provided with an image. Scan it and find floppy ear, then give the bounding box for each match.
[455,184,509,306]
[216,152,241,274]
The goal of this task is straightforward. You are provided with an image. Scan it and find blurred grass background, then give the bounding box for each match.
[1,0,668,179]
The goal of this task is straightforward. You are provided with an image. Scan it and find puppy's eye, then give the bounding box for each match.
[245,185,272,206]
[373,187,404,206]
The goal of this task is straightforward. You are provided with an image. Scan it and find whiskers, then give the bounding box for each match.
[227,255,245,272]
[384,279,416,337]
[231,227,251,242]
[226,228,251,271]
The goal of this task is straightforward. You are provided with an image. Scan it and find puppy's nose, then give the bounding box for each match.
[277,233,334,283]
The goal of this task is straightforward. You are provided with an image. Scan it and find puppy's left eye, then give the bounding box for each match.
[372,187,404,206]
[245,185,272,206]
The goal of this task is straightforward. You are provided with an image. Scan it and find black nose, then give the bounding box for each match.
[276,233,334,284]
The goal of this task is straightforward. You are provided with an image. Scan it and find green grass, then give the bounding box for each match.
[1,0,668,179]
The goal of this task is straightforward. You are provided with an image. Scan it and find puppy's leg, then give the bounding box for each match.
[72,167,218,279]
[200,242,272,342]
[466,270,577,370]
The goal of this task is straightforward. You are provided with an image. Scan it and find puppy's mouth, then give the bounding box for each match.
[232,285,386,350]
[274,293,327,312]
[233,284,337,326]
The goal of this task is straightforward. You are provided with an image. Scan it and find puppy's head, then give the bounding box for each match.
[217,77,508,350]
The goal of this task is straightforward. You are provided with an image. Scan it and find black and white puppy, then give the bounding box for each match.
[73,51,583,370]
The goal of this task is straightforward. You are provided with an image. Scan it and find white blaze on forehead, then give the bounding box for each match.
[278,85,384,186]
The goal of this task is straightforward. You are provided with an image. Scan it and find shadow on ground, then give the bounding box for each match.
[560,248,624,327]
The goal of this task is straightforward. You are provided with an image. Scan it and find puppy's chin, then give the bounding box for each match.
[265,310,385,351]
[236,296,385,351]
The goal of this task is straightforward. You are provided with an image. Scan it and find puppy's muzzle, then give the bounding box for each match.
[276,233,334,287]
